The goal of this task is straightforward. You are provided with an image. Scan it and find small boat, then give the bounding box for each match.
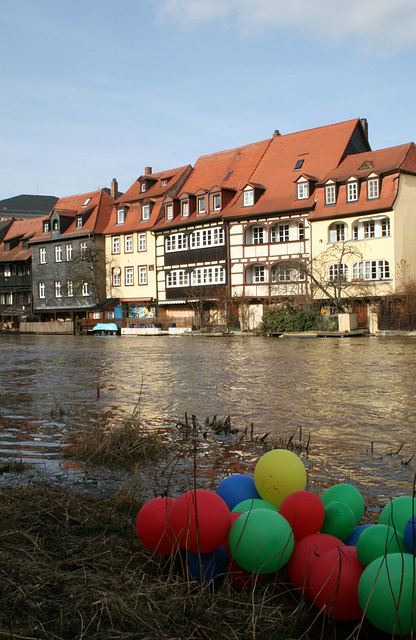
[90,322,119,336]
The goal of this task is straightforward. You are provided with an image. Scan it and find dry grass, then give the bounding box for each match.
[0,484,385,640]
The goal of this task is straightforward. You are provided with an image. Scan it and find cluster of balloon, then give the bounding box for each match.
[135,449,416,633]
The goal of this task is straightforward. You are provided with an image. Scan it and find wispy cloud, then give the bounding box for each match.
[156,0,416,52]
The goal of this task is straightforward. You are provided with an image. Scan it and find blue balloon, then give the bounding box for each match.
[404,515,416,555]
[216,474,260,510]
[187,545,229,584]
[345,524,373,546]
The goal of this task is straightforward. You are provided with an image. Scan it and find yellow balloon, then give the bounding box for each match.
[254,449,306,508]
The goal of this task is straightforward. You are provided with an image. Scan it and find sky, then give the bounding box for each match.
[2,0,416,201]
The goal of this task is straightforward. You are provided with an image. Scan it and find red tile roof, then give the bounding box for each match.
[0,217,43,262]
[309,142,416,221]
[223,118,368,219]
[115,165,191,204]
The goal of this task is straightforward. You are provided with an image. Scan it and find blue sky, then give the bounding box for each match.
[2,0,416,200]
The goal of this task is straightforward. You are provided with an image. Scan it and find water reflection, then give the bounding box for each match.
[0,334,415,498]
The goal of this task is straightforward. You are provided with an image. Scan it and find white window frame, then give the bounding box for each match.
[40,248,46,264]
[80,241,87,256]
[381,217,390,236]
[117,208,125,224]
[213,194,221,211]
[197,196,206,214]
[298,222,304,241]
[166,203,173,220]
[67,281,73,297]
[328,263,348,281]
[353,260,390,281]
[243,189,254,207]
[82,282,90,296]
[66,244,73,261]
[325,184,336,205]
[296,181,309,200]
[166,233,188,252]
[125,235,133,253]
[363,220,375,239]
[166,270,190,288]
[347,181,358,202]
[125,267,134,286]
[253,265,266,283]
[191,266,225,285]
[142,205,150,221]
[39,282,45,298]
[55,281,62,298]
[367,178,379,200]
[112,268,121,286]
[182,201,189,217]
[141,183,146,192]
[112,236,120,254]
[190,227,224,249]
[138,233,146,251]
[276,223,289,243]
[76,216,83,228]
[55,246,63,262]
[138,266,147,285]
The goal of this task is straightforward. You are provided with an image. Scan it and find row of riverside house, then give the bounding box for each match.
[2,116,416,334]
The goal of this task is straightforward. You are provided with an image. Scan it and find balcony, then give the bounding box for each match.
[0,275,31,290]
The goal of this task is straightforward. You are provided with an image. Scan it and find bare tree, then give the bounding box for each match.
[67,242,106,304]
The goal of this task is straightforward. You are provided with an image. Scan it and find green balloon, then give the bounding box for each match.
[378,496,416,534]
[320,501,356,541]
[321,484,364,524]
[358,552,416,634]
[232,498,279,514]
[228,509,294,575]
[356,524,406,566]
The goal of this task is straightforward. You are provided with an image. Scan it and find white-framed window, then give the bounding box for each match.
[363,220,375,239]
[43,221,49,233]
[82,282,90,296]
[117,208,125,224]
[138,233,146,251]
[329,222,347,243]
[141,183,146,192]
[39,282,45,298]
[138,266,147,285]
[125,235,133,253]
[352,225,358,240]
[329,263,348,281]
[298,222,304,240]
[191,266,225,285]
[167,269,190,287]
[166,233,188,252]
[142,205,150,221]
[55,281,62,297]
[276,223,289,243]
[182,201,189,217]
[125,267,134,286]
[198,196,206,213]
[347,181,358,202]
[243,189,254,207]
[112,268,121,286]
[161,178,168,186]
[76,216,83,228]
[367,178,379,200]
[381,217,390,236]
[55,246,63,262]
[82,197,91,207]
[166,203,173,220]
[40,248,46,264]
[66,244,73,261]
[353,260,390,281]
[272,264,291,282]
[53,219,59,231]
[325,184,336,205]
[296,181,309,200]
[213,194,221,211]
[253,265,266,283]
[80,241,87,256]
[245,225,266,245]
[190,227,224,249]
[112,236,120,254]
[67,281,73,297]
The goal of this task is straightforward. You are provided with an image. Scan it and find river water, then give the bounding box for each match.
[0,333,415,505]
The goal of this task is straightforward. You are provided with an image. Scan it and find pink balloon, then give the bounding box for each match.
[136,497,176,554]
[287,533,344,600]
[169,489,231,553]
[279,491,325,541]
[309,546,364,621]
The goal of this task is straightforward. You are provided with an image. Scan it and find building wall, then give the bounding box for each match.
[393,174,416,284]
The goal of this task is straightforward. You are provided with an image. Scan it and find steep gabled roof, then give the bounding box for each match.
[223,118,369,219]
[310,142,416,221]
[0,217,43,262]
[115,165,191,204]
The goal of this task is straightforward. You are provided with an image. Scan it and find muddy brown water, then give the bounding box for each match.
[0,333,415,506]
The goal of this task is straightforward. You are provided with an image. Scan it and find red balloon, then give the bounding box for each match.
[309,546,364,621]
[136,497,176,554]
[287,533,344,600]
[279,491,325,541]
[169,489,231,553]
[227,558,264,591]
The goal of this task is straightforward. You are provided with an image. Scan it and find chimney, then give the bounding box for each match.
[145,166,152,175]
[111,178,118,200]
[360,118,369,142]
[273,130,281,137]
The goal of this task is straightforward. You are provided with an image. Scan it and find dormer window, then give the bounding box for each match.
[296,181,309,200]
[76,216,83,228]
[367,177,379,200]
[243,188,254,207]
[325,184,336,205]
[161,179,168,186]
[166,203,173,220]
[82,197,91,207]
[142,204,150,221]
[4,241,10,251]
[198,196,206,214]
[182,201,189,217]
[117,208,125,225]
[43,221,50,233]
[53,219,59,231]
[213,194,221,211]
[141,183,146,193]
[347,180,358,202]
